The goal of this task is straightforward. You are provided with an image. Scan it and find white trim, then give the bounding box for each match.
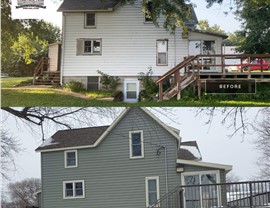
[64,150,78,168]
[84,13,96,28]
[177,159,232,171]
[36,108,181,153]
[181,170,221,208]
[145,176,160,207]
[129,130,144,159]
[63,180,85,199]
[123,79,140,102]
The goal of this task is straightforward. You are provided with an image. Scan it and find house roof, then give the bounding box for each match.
[36,108,181,152]
[178,141,202,161]
[57,0,120,12]
[35,125,109,152]
[188,28,228,39]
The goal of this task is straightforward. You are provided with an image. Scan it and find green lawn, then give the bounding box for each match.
[1,77,32,88]
[1,77,270,107]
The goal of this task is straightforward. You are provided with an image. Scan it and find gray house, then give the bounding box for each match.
[36,108,232,208]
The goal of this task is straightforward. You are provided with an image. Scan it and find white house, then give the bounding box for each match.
[57,0,227,102]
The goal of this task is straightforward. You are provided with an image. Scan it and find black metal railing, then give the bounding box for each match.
[148,180,270,208]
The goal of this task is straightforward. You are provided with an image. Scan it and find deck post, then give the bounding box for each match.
[197,80,201,100]
[159,81,163,101]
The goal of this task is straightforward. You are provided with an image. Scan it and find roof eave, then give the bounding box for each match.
[177,159,232,172]
[57,8,114,12]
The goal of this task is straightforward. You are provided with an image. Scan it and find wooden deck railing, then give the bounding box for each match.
[157,54,270,101]
[33,57,48,85]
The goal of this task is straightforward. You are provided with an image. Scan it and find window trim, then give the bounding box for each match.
[145,176,160,207]
[77,38,102,56]
[64,150,78,168]
[181,170,221,207]
[84,13,96,28]
[156,39,168,66]
[129,130,144,159]
[123,79,140,103]
[63,180,85,199]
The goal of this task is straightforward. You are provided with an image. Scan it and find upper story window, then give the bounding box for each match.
[76,39,102,55]
[129,130,144,159]
[156,40,168,66]
[65,150,77,168]
[145,176,160,207]
[63,180,85,199]
[85,13,96,28]
[144,1,153,22]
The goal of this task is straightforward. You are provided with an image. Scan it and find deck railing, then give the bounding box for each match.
[148,180,270,208]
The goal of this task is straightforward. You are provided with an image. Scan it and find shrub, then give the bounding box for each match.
[113,91,123,102]
[138,67,158,101]
[64,81,84,92]
[97,70,119,90]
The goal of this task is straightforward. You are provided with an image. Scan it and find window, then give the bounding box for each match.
[63,180,85,199]
[76,39,102,55]
[182,171,220,208]
[144,1,153,22]
[129,130,144,158]
[65,150,77,168]
[85,13,96,28]
[156,40,168,66]
[87,76,99,90]
[146,176,160,207]
[123,80,140,102]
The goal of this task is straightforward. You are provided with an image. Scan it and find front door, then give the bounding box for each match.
[123,80,139,102]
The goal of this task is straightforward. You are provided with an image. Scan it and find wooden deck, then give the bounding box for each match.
[157,54,270,101]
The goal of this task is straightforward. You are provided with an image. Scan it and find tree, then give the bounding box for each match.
[223,32,243,46]
[254,108,270,179]
[1,130,21,180]
[2,178,41,208]
[196,19,226,34]
[235,0,270,53]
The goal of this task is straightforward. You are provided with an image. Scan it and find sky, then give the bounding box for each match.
[11,0,241,33]
[2,107,263,189]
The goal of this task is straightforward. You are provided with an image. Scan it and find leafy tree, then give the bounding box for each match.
[196,19,226,34]
[235,0,270,53]
[223,32,243,46]
[12,33,48,65]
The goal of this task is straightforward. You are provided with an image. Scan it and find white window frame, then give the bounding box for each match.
[84,13,96,28]
[123,79,140,103]
[145,176,160,207]
[181,170,221,208]
[156,40,168,66]
[129,130,144,159]
[63,180,85,199]
[64,150,78,168]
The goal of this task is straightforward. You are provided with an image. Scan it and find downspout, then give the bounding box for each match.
[60,12,66,85]
[174,33,177,66]
[164,146,168,195]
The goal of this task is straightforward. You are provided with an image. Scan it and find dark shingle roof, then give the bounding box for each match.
[57,0,120,12]
[178,140,202,160]
[36,126,109,151]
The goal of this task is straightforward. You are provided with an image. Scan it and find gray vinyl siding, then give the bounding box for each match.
[41,108,180,208]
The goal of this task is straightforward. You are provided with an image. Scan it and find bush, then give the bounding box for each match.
[97,70,119,90]
[113,91,123,102]
[64,81,84,92]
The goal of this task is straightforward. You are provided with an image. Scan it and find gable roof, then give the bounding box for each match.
[57,0,120,12]
[188,28,228,39]
[35,126,109,152]
[178,141,202,161]
[36,108,181,152]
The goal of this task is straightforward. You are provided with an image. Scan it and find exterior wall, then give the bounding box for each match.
[61,0,187,78]
[48,43,60,72]
[40,108,180,208]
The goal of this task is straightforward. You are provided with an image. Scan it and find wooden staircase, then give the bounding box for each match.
[33,57,60,85]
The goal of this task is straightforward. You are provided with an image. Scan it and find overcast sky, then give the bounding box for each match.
[2,107,264,189]
[11,0,241,33]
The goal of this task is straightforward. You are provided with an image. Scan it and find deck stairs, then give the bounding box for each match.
[33,57,60,85]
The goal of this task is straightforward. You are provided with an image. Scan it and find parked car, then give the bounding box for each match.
[228,58,270,72]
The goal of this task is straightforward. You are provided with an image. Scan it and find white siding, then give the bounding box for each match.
[61,1,187,77]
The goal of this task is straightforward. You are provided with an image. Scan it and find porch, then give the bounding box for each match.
[148,180,270,208]
[156,54,270,101]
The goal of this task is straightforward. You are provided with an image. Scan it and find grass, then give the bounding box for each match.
[1,77,270,107]
[1,77,32,88]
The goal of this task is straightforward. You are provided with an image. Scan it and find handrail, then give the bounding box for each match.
[33,57,45,84]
